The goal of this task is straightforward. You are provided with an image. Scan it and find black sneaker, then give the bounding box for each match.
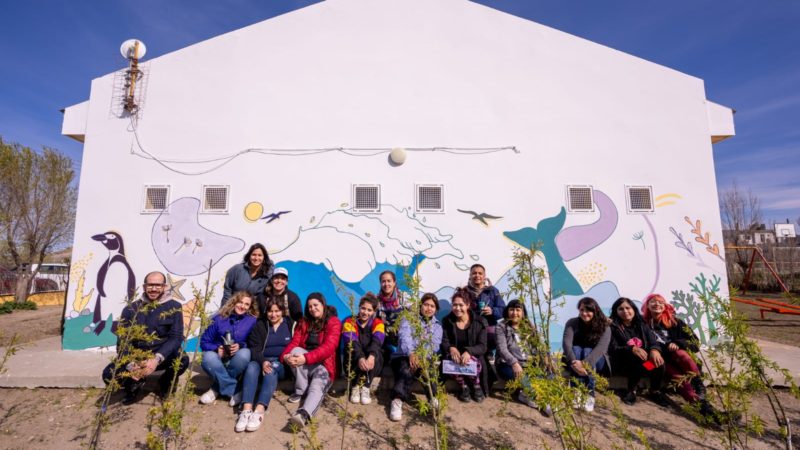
[472,386,485,403]
[287,393,302,404]
[622,390,637,405]
[458,386,471,403]
[122,381,144,405]
[650,391,670,407]
[289,409,309,429]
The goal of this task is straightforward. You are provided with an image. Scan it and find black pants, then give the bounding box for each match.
[613,352,665,392]
[345,351,384,386]
[102,352,190,394]
[391,356,438,401]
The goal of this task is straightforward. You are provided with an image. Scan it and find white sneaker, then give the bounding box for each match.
[349,386,361,404]
[200,388,218,405]
[246,410,265,432]
[229,391,242,407]
[360,386,372,405]
[235,410,251,432]
[518,392,537,409]
[389,398,403,421]
[584,396,595,413]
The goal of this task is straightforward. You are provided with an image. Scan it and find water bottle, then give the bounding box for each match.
[223,331,233,356]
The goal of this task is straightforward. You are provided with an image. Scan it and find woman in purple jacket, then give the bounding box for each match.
[199,291,258,405]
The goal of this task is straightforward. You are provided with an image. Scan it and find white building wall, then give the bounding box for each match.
[63,0,730,349]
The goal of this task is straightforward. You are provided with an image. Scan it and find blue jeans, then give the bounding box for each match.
[570,346,606,395]
[242,359,286,408]
[497,361,534,394]
[201,348,251,397]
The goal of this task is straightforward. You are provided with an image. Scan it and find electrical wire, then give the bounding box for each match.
[127,116,519,176]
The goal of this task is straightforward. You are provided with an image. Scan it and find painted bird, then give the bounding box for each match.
[457,209,503,226]
[261,210,292,223]
[89,232,136,335]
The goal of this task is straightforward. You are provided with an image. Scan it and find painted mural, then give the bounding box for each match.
[62,187,727,350]
[152,197,245,276]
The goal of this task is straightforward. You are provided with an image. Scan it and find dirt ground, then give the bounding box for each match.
[1,302,799,449]
[0,305,63,346]
[0,383,798,450]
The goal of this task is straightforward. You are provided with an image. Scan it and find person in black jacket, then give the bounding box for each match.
[642,294,718,418]
[441,287,489,403]
[236,298,294,432]
[101,271,189,405]
[259,267,302,322]
[609,297,667,406]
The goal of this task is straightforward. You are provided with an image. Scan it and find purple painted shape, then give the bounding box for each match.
[555,190,618,261]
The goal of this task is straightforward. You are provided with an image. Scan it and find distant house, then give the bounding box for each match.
[61,0,735,350]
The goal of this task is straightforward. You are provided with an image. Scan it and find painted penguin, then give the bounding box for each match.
[87,232,136,335]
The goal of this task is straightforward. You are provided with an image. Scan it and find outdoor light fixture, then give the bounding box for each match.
[120,39,146,114]
[390,147,407,165]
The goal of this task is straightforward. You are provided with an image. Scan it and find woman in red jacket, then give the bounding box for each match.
[280,292,342,428]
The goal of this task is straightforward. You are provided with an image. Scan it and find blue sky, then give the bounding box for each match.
[1,0,798,227]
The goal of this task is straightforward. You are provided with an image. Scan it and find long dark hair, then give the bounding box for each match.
[576,297,608,343]
[243,243,273,278]
[610,297,643,327]
[304,292,331,333]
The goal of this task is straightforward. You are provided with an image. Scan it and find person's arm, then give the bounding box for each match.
[288,291,303,322]
[431,322,443,353]
[366,319,386,357]
[495,323,517,366]
[154,303,185,360]
[673,319,699,352]
[608,324,629,356]
[222,265,237,304]
[248,321,267,364]
[341,318,364,361]
[280,320,305,363]
[304,316,342,365]
[584,326,611,367]
[464,320,488,357]
[200,317,220,352]
[440,321,453,357]
[562,319,577,363]
[397,319,414,355]
[490,289,505,321]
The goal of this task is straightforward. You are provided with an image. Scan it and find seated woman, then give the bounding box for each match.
[642,294,717,418]
[259,267,302,322]
[441,288,489,403]
[609,297,668,406]
[377,271,409,358]
[280,293,342,428]
[389,293,443,421]
[465,264,505,347]
[199,291,258,405]
[235,298,294,432]
[496,299,541,409]
[342,293,385,405]
[562,297,611,412]
[222,243,274,307]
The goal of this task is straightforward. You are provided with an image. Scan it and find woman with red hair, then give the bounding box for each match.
[642,294,717,418]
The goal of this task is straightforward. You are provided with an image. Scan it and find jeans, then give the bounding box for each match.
[290,347,332,418]
[569,346,606,395]
[391,356,438,402]
[242,359,286,408]
[201,348,251,397]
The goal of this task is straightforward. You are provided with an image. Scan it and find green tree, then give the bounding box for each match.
[0,137,77,302]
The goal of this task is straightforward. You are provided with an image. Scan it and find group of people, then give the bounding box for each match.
[103,243,717,434]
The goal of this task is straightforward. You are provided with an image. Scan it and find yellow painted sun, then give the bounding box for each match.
[244,202,264,222]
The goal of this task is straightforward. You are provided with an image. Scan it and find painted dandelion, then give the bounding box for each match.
[162,224,172,243]
[632,230,645,250]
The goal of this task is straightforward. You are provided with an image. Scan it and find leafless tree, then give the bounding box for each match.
[0,137,77,303]
[719,180,764,281]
